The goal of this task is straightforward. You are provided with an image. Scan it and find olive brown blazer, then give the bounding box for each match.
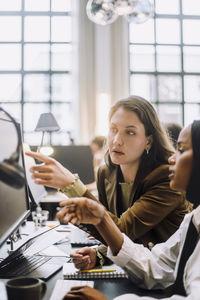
[83,162,191,250]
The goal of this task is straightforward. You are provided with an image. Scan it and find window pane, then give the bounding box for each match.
[52,74,72,101]
[130,74,156,101]
[0,44,21,70]
[156,46,181,72]
[156,19,180,44]
[24,132,44,146]
[130,45,155,72]
[52,0,71,12]
[24,74,49,101]
[25,0,50,11]
[129,19,154,44]
[184,76,200,102]
[155,0,179,14]
[0,0,21,11]
[24,17,50,42]
[24,103,50,131]
[51,44,72,71]
[183,20,200,45]
[24,44,50,70]
[0,75,21,102]
[51,103,74,131]
[158,75,182,102]
[184,46,200,72]
[0,17,21,42]
[157,104,182,124]
[182,0,200,15]
[51,132,72,145]
[184,104,200,126]
[0,103,21,123]
[51,16,72,42]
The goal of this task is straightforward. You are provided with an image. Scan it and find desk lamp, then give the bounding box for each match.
[35,112,60,156]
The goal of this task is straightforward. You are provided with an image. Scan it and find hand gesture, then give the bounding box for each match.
[70,247,97,270]
[63,286,109,300]
[25,151,75,189]
[56,198,106,225]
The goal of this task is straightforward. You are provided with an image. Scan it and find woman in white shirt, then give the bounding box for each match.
[58,120,200,300]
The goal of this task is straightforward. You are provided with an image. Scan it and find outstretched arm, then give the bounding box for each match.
[57,198,124,256]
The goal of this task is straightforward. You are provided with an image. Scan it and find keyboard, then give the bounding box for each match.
[0,253,51,278]
[0,226,64,280]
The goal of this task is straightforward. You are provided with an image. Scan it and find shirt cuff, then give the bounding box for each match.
[107,233,143,268]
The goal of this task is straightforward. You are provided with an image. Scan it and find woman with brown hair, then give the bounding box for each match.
[27,96,191,269]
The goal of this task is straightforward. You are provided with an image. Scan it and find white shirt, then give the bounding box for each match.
[107,206,200,300]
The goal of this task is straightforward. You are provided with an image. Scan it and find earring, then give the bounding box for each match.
[146,149,149,155]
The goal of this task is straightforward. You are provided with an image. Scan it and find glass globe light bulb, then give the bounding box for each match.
[86,0,118,25]
[112,0,139,16]
[125,0,154,24]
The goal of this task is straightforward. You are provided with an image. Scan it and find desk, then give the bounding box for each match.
[0,222,166,300]
[44,271,166,300]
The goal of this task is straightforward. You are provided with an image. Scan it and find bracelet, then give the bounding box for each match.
[95,249,104,267]
[59,174,87,197]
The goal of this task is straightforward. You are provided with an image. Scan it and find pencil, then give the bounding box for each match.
[78,269,116,273]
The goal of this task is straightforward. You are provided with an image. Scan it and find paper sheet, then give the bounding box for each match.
[50,280,94,300]
[39,245,69,257]
[24,230,65,256]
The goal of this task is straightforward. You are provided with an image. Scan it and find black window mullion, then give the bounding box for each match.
[179,0,184,125]
[21,0,25,134]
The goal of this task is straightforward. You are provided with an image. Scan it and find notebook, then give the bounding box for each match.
[63,263,128,279]
[50,280,94,300]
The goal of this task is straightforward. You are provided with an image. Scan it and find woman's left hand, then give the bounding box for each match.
[62,286,109,300]
[56,198,106,225]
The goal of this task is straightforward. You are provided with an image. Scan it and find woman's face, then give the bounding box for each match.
[169,125,193,192]
[108,107,152,167]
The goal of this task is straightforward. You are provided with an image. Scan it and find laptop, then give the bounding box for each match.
[0,225,67,281]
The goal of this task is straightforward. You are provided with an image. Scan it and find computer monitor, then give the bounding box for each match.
[0,111,30,248]
[31,145,95,185]
[23,144,47,205]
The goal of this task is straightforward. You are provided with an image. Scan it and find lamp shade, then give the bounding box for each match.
[35,113,60,132]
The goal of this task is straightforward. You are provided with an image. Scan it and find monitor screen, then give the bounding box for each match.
[31,145,95,185]
[23,144,47,205]
[0,111,30,247]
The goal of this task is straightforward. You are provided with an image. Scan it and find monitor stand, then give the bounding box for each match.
[7,228,22,254]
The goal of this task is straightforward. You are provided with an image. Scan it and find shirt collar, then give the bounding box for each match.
[193,205,200,232]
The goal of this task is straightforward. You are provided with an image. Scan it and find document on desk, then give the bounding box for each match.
[24,230,65,256]
[50,279,94,300]
[0,281,7,300]
[38,245,69,257]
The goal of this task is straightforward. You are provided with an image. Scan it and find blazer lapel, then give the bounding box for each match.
[104,168,118,215]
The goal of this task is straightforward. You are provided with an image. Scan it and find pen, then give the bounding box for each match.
[78,269,116,273]
[64,204,76,208]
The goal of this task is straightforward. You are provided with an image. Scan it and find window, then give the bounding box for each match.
[0,0,75,145]
[129,0,200,126]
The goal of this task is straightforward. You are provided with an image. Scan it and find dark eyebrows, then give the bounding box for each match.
[126,125,137,129]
